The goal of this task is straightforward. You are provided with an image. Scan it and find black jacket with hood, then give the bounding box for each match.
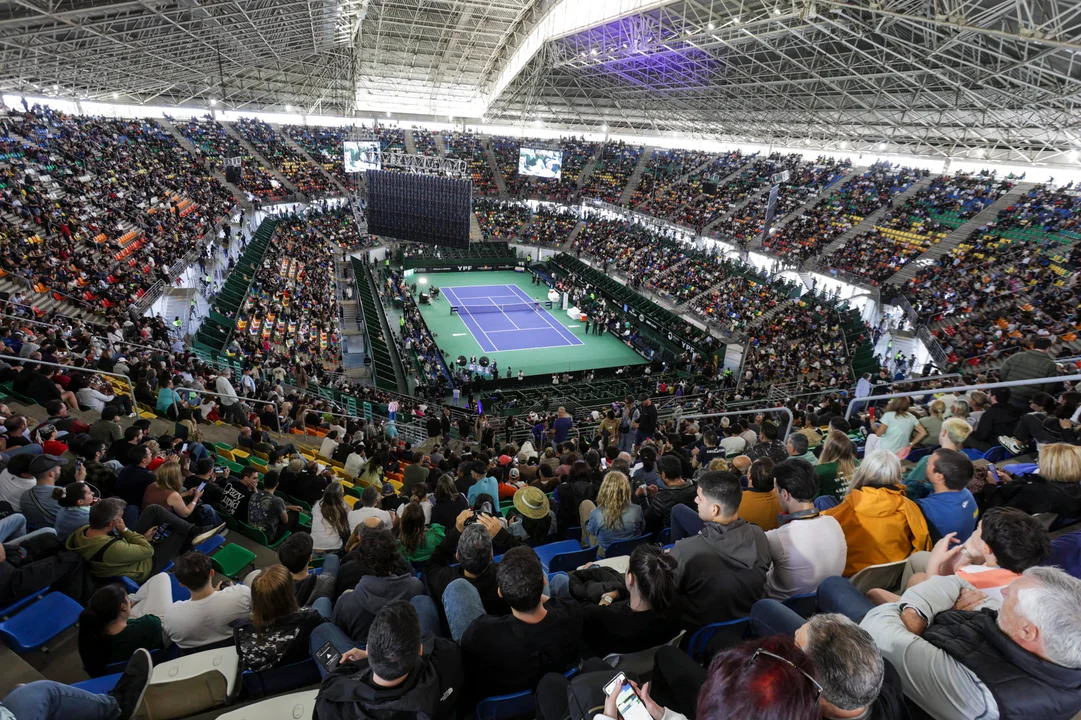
[314,635,464,720]
[332,573,427,644]
[669,518,770,628]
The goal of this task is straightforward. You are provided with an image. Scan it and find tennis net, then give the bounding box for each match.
[451,301,549,315]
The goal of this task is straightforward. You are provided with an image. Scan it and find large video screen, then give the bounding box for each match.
[518,147,563,179]
[343,141,381,173]
[366,170,471,249]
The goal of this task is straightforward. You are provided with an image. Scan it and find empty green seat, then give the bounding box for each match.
[210,543,257,578]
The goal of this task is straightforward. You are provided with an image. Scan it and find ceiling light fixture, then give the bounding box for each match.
[285,104,293,111]
[209,98,217,106]
[112,92,119,99]
[708,22,715,29]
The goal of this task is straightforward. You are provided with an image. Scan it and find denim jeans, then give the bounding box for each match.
[308,596,442,679]
[0,443,42,464]
[442,575,568,641]
[3,680,120,720]
[191,503,222,527]
[817,576,875,623]
[0,514,55,544]
[670,503,704,542]
[320,554,341,577]
[749,599,805,639]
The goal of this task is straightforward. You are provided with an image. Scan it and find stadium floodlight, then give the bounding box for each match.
[112,92,119,99]
[209,98,217,106]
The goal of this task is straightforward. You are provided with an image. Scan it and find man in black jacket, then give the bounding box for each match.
[968,387,1020,452]
[635,454,696,534]
[312,600,462,720]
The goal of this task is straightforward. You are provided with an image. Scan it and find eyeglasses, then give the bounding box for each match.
[747,648,823,702]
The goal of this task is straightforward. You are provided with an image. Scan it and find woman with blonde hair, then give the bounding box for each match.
[918,400,946,446]
[142,459,221,526]
[814,430,860,499]
[232,565,325,671]
[823,449,932,576]
[581,471,645,553]
[985,443,1081,516]
[311,482,350,554]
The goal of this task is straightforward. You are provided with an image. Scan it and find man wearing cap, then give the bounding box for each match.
[498,466,525,500]
[0,454,37,507]
[20,455,85,528]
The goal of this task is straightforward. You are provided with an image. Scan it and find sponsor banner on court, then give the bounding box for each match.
[401,261,525,273]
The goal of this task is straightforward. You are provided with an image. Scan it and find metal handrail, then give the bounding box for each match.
[843,373,1081,420]
[682,406,795,441]
[6,357,138,412]
[169,385,282,441]
[0,313,67,330]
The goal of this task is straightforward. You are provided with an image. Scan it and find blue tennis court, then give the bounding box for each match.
[442,284,585,353]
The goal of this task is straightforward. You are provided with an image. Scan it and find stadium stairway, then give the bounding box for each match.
[667,157,757,223]
[404,129,419,155]
[560,220,586,250]
[221,123,299,196]
[433,133,448,158]
[763,165,866,242]
[884,181,1037,286]
[617,146,656,205]
[350,258,408,393]
[194,218,278,354]
[806,173,937,266]
[485,144,509,197]
[160,119,251,209]
[703,181,771,234]
[577,144,604,190]
[0,276,102,323]
[272,124,351,196]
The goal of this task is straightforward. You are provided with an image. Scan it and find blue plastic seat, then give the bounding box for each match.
[0,591,84,653]
[72,673,122,694]
[533,539,582,570]
[194,533,227,555]
[170,572,192,602]
[559,526,582,542]
[655,528,672,545]
[0,592,44,621]
[982,446,1013,462]
[547,545,599,573]
[962,448,984,460]
[240,657,321,699]
[473,668,577,720]
[605,533,654,558]
[687,617,751,662]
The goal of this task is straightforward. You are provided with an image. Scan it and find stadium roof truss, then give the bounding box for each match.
[2,0,1080,165]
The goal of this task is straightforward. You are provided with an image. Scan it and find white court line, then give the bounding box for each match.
[485,295,523,333]
[444,287,498,353]
[504,284,584,347]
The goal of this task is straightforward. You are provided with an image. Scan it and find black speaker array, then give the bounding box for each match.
[366,170,472,249]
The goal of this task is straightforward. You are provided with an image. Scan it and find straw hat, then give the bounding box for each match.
[512,486,550,520]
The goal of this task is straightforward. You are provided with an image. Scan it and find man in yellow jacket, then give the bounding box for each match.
[825,449,932,577]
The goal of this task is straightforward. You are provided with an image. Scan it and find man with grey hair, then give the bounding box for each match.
[785,432,816,463]
[816,567,1081,719]
[426,509,523,638]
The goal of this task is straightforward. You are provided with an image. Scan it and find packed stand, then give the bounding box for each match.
[375,127,406,153]
[411,128,438,156]
[900,184,1081,366]
[580,141,643,204]
[473,198,528,241]
[174,116,282,198]
[442,131,497,195]
[709,156,851,247]
[281,124,355,190]
[827,172,1015,285]
[639,151,746,219]
[300,202,374,251]
[0,107,235,314]
[490,135,526,197]
[674,154,783,231]
[629,149,711,210]
[233,215,343,376]
[3,315,1081,720]
[233,119,331,196]
[690,271,795,334]
[764,164,926,262]
[523,204,580,247]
